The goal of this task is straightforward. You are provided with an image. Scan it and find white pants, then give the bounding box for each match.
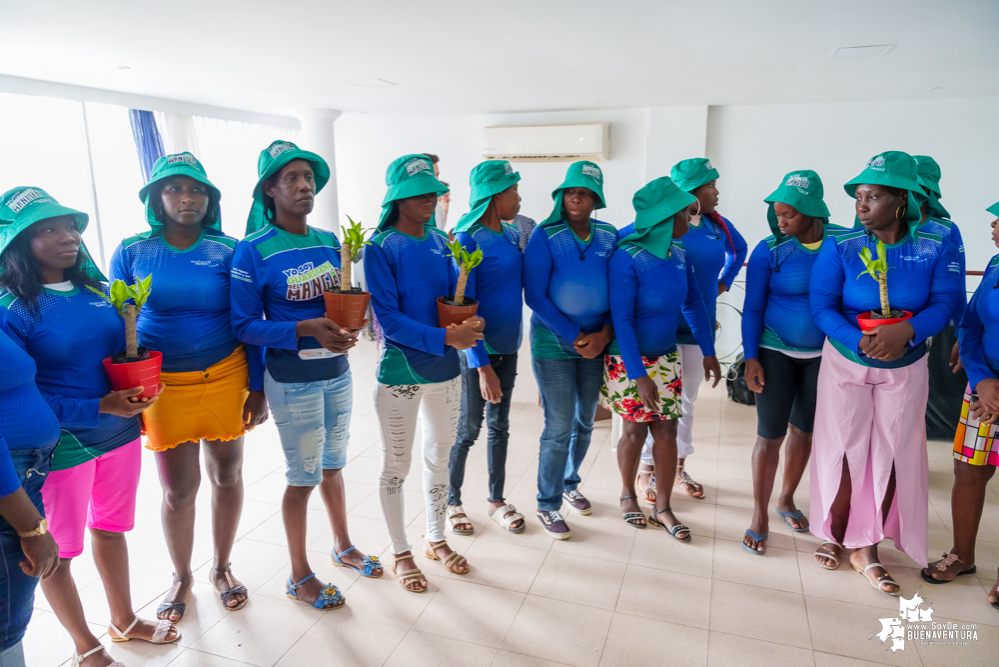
[375,378,461,554]
[641,344,701,465]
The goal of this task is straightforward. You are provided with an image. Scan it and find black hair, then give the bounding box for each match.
[384,201,401,228]
[422,153,440,164]
[0,226,102,317]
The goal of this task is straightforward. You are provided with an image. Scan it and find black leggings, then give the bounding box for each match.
[754,348,821,439]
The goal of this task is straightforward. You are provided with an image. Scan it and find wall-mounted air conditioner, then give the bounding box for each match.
[482,122,610,162]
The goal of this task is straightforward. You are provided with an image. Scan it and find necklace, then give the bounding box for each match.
[569,221,591,260]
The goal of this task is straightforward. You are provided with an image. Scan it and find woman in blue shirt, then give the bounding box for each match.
[111,153,267,622]
[740,171,848,555]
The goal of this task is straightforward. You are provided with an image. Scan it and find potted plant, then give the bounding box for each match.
[88,276,163,398]
[855,239,912,331]
[437,238,483,328]
[323,215,371,330]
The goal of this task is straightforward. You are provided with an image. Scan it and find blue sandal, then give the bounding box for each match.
[285,573,344,610]
[775,507,809,533]
[743,529,768,555]
[332,546,383,577]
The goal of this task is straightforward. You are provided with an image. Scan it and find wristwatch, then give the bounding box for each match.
[17,518,48,538]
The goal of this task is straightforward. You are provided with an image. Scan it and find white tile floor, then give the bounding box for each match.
[21,337,999,666]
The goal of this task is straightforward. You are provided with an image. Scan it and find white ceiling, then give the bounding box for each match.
[1,0,997,117]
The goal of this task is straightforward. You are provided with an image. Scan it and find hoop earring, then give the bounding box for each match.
[895,206,904,220]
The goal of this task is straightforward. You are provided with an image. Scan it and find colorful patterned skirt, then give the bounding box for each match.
[602,351,682,422]
[953,385,999,467]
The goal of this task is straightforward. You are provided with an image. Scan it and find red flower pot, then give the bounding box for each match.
[436,296,478,329]
[856,310,913,332]
[102,351,163,399]
[324,290,371,331]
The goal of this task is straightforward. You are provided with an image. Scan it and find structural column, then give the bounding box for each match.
[298,108,342,234]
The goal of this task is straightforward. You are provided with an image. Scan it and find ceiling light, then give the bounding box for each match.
[926,86,941,91]
[344,78,397,87]
[829,44,895,59]
[117,65,131,70]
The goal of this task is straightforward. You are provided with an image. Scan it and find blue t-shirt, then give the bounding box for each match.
[809,229,964,368]
[958,254,999,393]
[920,216,966,323]
[675,213,747,345]
[111,230,263,389]
[608,239,716,380]
[364,226,460,385]
[523,219,617,359]
[741,225,850,359]
[457,221,524,368]
[0,285,140,471]
[230,223,349,384]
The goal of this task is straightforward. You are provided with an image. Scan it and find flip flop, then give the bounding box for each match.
[920,553,976,584]
[743,529,767,555]
[775,507,810,533]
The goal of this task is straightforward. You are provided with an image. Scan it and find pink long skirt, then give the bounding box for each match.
[809,340,929,567]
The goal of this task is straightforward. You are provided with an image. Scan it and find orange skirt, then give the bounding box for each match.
[142,345,250,452]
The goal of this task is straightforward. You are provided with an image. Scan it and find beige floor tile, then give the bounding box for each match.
[712,475,758,510]
[20,610,107,667]
[709,580,811,649]
[713,504,796,551]
[628,522,715,578]
[795,550,921,612]
[616,564,712,629]
[887,564,999,627]
[412,577,525,648]
[168,649,262,666]
[707,631,815,667]
[134,581,232,648]
[600,611,708,666]
[913,613,999,667]
[712,538,803,594]
[812,653,892,667]
[529,551,627,610]
[460,538,548,593]
[550,515,636,564]
[804,596,922,666]
[502,595,613,667]
[492,650,574,666]
[385,629,498,666]
[275,612,407,666]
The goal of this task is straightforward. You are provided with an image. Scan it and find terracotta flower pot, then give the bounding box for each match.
[436,296,478,329]
[324,290,371,330]
[856,310,913,332]
[102,350,163,399]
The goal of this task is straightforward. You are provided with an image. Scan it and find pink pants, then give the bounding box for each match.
[41,438,142,558]
[809,341,929,567]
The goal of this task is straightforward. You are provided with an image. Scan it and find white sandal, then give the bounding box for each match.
[447,506,473,536]
[488,503,526,533]
[108,615,180,644]
[813,542,842,570]
[73,644,124,666]
[854,561,901,597]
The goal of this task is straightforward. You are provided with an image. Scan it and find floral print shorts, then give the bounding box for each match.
[602,351,682,422]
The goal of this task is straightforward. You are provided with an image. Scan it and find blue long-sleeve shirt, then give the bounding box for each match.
[523,219,617,359]
[675,213,747,345]
[365,226,460,385]
[0,329,60,496]
[958,254,999,393]
[609,240,716,380]
[0,285,140,471]
[741,226,849,359]
[230,223,348,385]
[809,229,963,369]
[111,230,263,389]
[457,222,524,368]
[921,216,966,323]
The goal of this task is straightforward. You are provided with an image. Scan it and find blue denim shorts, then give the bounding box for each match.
[265,370,353,486]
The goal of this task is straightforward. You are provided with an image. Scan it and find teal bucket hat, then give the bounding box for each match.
[764,170,830,240]
[540,161,606,227]
[914,155,950,219]
[138,152,222,235]
[0,186,106,281]
[671,158,719,193]
[378,154,450,230]
[246,140,330,236]
[453,160,521,235]
[987,201,999,218]
[844,151,926,230]
[619,177,696,259]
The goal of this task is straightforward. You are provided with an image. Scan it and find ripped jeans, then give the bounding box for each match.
[266,369,353,486]
[374,378,461,554]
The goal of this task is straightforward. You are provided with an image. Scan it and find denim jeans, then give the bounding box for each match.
[265,369,353,486]
[449,352,519,505]
[532,355,604,511]
[0,445,54,653]
[0,641,24,667]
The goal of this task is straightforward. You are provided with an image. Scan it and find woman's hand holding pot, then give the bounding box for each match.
[445,319,484,350]
[100,385,162,417]
[298,318,358,353]
[863,321,914,362]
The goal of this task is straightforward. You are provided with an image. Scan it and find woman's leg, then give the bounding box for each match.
[39,558,109,663]
[675,344,705,498]
[649,420,686,532]
[203,436,246,605]
[564,356,604,497]
[420,378,467,572]
[617,420,650,526]
[448,353,486,532]
[486,353,520,524]
[778,356,821,526]
[532,356,577,513]
[924,460,995,581]
[154,441,201,620]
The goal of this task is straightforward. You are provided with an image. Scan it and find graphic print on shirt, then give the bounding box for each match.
[284,261,340,301]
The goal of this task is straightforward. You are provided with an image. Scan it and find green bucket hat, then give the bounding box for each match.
[452,160,521,235]
[246,140,330,236]
[764,170,830,240]
[844,151,926,230]
[914,155,950,219]
[540,161,606,227]
[137,152,222,235]
[618,177,696,259]
[987,201,999,218]
[378,154,450,231]
[0,187,106,281]
[670,158,719,193]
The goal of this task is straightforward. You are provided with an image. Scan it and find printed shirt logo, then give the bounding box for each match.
[581,164,602,181]
[405,158,432,177]
[866,155,886,171]
[167,153,197,165]
[283,261,340,301]
[268,142,298,158]
[6,188,49,214]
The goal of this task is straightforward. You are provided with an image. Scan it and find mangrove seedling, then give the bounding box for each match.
[88,275,152,360]
[339,215,371,292]
[446,238,483,305]
[856,239,893,317]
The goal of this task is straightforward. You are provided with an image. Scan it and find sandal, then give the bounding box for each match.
[447,506,473,536]
[488,503,526,533]
[775,507,809,533]
[674,466,705,499]
[109,615,180,644]
[920,552,977,584]
[285,573,345,610]
[392,552,428,593]
[813,542,842,570]
[648,508,691,542]
[743,529,767,555]
[619,495,646,528]
[73,645,123,667]
[212,563,248,611]
[636,470,657,506]
[333,545,383,577]
[156,573,189,622]
[989,580,999,610]
[854,561,901,597]
[424,540,469,574]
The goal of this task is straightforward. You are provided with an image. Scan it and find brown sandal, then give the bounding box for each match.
[392,552,428,593]
[212,563,248,611]
[424,540,469,574]
[674,465,705,499]
[636,470,657,506]
[921,552,976,584]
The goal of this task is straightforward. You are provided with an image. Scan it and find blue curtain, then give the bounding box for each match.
[128,109,165,182]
